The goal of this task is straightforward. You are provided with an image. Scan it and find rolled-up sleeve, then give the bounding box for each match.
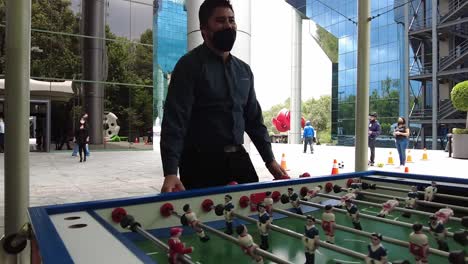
[160,56,195,176]
[243,69,274,163]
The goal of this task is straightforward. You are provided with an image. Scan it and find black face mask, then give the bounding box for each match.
[211,28,236,52]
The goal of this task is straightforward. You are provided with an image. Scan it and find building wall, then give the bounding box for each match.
[288,0,404,143]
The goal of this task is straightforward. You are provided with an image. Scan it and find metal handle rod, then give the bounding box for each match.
[232,212,369,261]
[298,200,451,257]
[319,193,461,227]
[370,184,468,202]
[134,225,195,264]
[354,189,468,214]
[172,212,292,264]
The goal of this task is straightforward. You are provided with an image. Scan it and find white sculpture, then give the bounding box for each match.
[104,112,120,140]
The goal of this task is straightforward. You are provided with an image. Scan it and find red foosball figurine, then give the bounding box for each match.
[377,198,400,218]
[236,224,264,264]
[434,208,454,224]
[168,227,193,264]
[409,223,429,264]
[321,204,336,244]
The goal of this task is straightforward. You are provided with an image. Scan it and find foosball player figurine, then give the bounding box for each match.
[321,204,336,244]
[168,227,193,264]
[257,202,271,250]
[264,191,274,217]
[182,204,210,242]
[303,216,320,264]
[288,187,303,215]
[345,199,362,230]
[336,192,357,208]
[409,223,429,264]
[428,214,449,251]
[402,186,418,218]
[304,185,323,201]
[424,181,437,201]
[434,207,454,224]
[236,224,264,264]
[365,233,388,264]
[377,198,400,218]
[224,195,235,235]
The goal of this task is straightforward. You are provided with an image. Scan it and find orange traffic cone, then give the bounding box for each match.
[387,152,394,165]
[280,153,289,171]
[406,150,413,163]
[331,159,339,175]
[422,148,428,161]
[404,166,409,173]
[134,137,139,144]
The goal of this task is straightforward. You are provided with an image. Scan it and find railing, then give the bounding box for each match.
[409,109,433,120]
[439,38,468,70]
[409,62,432,76]
[440,0,468,23]
[409,17,433,31]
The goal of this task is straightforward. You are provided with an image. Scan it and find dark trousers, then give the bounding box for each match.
[78,143,86,160]
[303,137,313,153]
[0,133,4,153]
[179,146,258,190]
[368,137,376,163]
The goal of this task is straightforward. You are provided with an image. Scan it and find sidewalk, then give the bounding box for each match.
[0,144,465,235]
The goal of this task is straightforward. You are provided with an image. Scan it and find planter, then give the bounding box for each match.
[452,134,468,159]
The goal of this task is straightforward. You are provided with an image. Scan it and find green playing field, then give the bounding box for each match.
[135,205,467,263]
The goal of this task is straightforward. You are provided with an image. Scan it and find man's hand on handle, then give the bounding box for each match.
[161,175,186,193]
[266,160,288,180]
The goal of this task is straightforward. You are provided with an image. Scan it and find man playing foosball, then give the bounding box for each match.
[288,187,303,215]
[409,223,429,264]
[236,224,264,264]
[168,227,193,264]
[429,214,450,251]
[257,202,271,250]
[365,233,388,264]
[224,195,235,235]
[345,199,362,230]
[321,204,336,244]
[303,216,320,264]
[182,204,210,242]
[377,198,400,218]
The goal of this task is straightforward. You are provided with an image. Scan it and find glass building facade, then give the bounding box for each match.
[289,0,405,144]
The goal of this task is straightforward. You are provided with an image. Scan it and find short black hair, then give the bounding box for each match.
[288,187,293,191]
[183,204,190,212]
[199,0,234,28]
[265,191,272,196]
[306,216,315,222]
[412,223,423,232]
[225,194,232,200]
[236,224,246,235]
[325,204,332,210]
[371,232,383,240]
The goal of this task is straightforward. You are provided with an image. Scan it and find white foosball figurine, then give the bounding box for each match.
[424,181,437,201]
[365,233,388,264]
[264,191,274,217]
[257,203,271,250]
[237,224,264,264]
[377,198,400,218]
[182,204,210,242]
[429,214,450,251]
[303,216,320,264]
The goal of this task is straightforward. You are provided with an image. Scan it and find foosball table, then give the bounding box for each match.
[25,170,468,264]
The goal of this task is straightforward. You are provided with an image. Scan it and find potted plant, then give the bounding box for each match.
[450,80,468,159]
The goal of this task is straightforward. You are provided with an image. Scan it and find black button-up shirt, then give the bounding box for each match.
[161,44,274,176]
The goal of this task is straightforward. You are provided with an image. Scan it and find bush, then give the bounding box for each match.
[317,130,331,143]
[451,81,468,111]
[453,128,468,135]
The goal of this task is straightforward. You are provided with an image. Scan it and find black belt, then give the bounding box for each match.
[187,144,243,153]
[223,145,243,153]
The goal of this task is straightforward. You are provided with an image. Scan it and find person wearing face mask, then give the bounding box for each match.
[160,0,287,192]
[74,118,89,162]
[393,117,410,168]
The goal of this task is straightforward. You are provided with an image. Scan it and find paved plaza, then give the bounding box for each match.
[0,143,466,235]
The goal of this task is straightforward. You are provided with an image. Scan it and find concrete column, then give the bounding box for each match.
[289,10,303,144]
[82,0,105,144]
[3,0,31,263]
[431,0,438,149]
[355,0,371,171]
[186,0,253,151]
[403,2,410,122]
